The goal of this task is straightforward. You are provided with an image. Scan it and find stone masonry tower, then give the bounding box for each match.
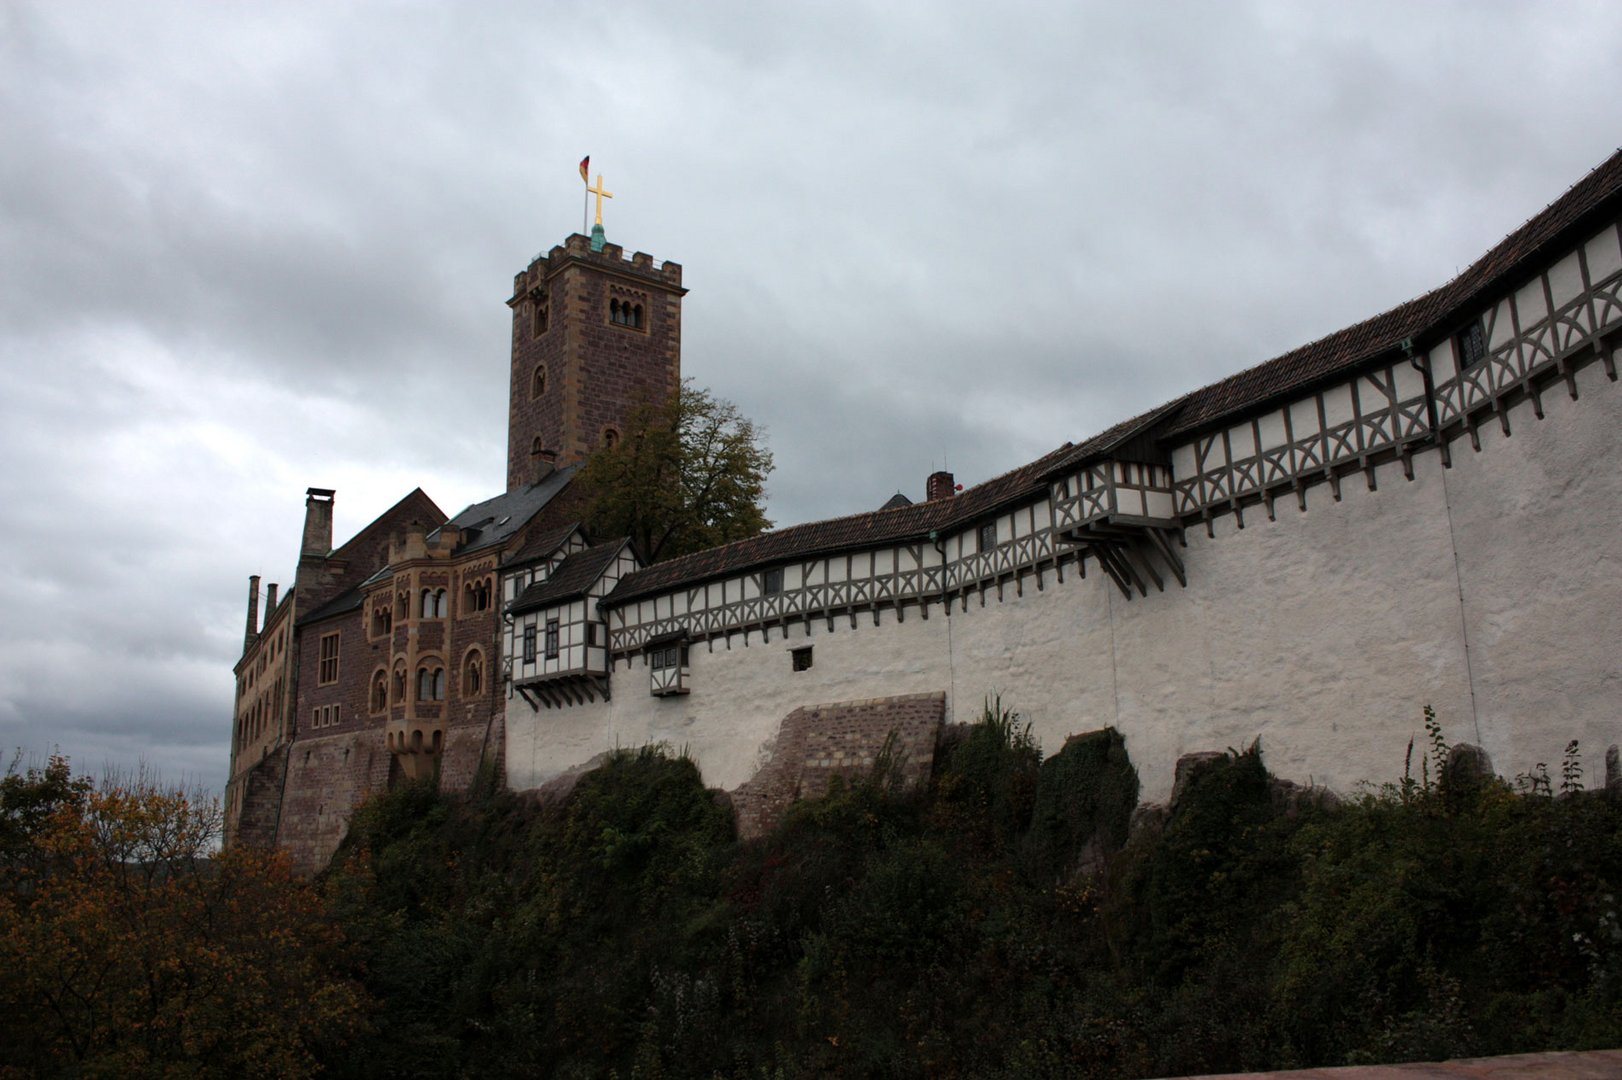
[506,233,685,491]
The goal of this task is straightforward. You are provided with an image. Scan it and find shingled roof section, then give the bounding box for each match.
[1160,148,1622,438]
[605,413,1170,607]
[509,539,631,616]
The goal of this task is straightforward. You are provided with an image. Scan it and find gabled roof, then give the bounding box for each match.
[509,539,633,616]
[1158,148,1622,438]
[879,492,913,511]
[295,487,445,627]
[503,521,584,568]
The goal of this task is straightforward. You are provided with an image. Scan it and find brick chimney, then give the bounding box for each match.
[243,575,261,651]
[926,471,956,502]
[263,582,278,627]
[301,488,335,558]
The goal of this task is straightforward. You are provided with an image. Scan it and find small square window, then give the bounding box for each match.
[978,522,997,552]
[763,568,784,594]
[791,646,813,672]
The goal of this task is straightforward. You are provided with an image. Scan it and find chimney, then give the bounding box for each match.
[536,449,557,484]
[244,575,261,651]
[301,488,336,558]
[263,582,279,627]
[926,471,956,502]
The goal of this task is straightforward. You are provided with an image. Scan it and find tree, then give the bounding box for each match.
[0,756,369,1078]
[574,379,773,563]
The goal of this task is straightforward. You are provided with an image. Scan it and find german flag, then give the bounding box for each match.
[579,156,589,183]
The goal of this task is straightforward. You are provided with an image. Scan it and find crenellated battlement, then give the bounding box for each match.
[508,233,683,305]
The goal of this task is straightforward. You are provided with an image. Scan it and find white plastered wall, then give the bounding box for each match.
[506,364,1622,805]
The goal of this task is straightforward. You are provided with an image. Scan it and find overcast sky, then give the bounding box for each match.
[3,1,1619,795]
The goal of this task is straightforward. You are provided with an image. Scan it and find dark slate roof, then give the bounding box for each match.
[879,491,913,511]
[1158,148,1622,438]
[503,521,583,568]
[433,465,577,556]
[298,586,365,625]
[509,539,632,616]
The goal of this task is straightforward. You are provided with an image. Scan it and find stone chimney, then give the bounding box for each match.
[295,488,338,611]
[263,583,279,627]
[244,575,261,651]
[301,488,335,558]
[926,471,957,502]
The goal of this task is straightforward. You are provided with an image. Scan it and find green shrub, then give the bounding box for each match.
[1026,726,1139,883]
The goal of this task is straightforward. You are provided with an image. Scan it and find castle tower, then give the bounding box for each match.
[505,232,685,491]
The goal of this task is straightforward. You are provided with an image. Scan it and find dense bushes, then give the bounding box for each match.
[312,716,1622,1078]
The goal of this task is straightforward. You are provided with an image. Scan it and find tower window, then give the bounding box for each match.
[531,364,547,399]
[532,302,549,338]
[463,650,484,697]
[371,670,389,714]
[609,297,646,330]
[602,427,620,449]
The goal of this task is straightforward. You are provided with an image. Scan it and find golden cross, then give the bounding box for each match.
[587,173,614,225]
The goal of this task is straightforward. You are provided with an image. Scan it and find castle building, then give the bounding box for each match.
[225,230,686,869]
[234,152,1622,865]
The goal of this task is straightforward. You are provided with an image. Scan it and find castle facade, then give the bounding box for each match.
[231,154,1622,867]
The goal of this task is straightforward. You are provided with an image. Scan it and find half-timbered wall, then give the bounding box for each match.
[498,533,589,687]
[506,221,1622,806]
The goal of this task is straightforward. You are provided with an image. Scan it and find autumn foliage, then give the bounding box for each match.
[0,756,368,1079]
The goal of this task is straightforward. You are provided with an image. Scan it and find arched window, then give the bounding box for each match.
[372,604,392,637]
[416,665,445,702]
[464,578,492,613]
[392,663,407,704]
[531,364,547,398]
[419,588,447,618]
[370,670,389,714]
[463,650,484,698]
[434,589,447,617]
[630,303,644,329]
[603,427,620,449]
